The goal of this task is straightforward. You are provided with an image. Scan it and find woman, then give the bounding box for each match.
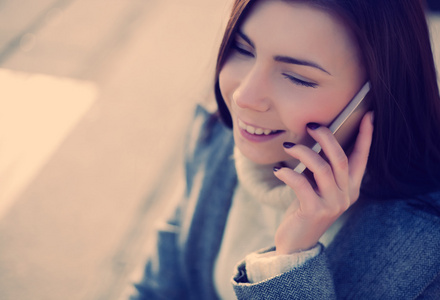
[131,0,440,299]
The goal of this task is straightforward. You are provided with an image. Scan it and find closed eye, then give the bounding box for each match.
[232,41,254,57]
[282,73,318,88]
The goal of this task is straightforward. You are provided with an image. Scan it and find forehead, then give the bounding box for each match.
[241,0,361,75]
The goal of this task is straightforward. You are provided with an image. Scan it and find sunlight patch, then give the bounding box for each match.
[0,69,98,219]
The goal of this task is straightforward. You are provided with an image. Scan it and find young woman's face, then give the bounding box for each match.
[219,0,366,165]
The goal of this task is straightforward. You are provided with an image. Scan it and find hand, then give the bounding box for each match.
[273,112,374,255]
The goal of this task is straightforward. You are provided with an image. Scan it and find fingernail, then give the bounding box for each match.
[273,166,281,172]
[307,123,320,130]
[283,142,295,148]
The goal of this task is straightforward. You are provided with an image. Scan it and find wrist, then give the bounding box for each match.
[245,244,323,283]
[275,243,318,255]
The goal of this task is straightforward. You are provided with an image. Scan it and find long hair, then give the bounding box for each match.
[214,0,440,197]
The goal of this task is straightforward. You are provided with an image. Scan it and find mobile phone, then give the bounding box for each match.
[293,81,371,174]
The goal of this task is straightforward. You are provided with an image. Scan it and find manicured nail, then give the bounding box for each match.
[283,142,295,148]
[273,166,281,172]
[307,123,320,130]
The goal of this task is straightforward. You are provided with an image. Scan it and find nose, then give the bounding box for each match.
[233,65,271,112]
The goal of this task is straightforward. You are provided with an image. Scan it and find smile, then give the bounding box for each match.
[237,119,284,135]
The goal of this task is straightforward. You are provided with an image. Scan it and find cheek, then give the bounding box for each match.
[219,56,254,109]
[279,110,312,144]
[277,91,350,137]
[218,58,241,110]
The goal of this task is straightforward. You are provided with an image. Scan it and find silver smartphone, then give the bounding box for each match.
[293,81,371,174]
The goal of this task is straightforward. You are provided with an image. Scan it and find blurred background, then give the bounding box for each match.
[0,1,439,300]
[0,0,232,299]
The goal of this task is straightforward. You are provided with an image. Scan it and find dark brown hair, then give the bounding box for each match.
[214,0,440,198]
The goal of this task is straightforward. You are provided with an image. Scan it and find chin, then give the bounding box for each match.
[244,153,276,165]
[237,143,283,166]
[238,142,301,167]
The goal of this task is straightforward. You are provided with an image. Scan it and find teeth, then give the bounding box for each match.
[247,125,256,134]
[238,119,277,135]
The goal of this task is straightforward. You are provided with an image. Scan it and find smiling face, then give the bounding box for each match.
[219,0,367,166]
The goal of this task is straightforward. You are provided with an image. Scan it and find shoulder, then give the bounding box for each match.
[183,104,236,193]
[327,191,440,298]
[339,190,440,248]
[350,191,440,240]
[185,104,233,164]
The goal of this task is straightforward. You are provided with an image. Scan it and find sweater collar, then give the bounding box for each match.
[233,147,297,210]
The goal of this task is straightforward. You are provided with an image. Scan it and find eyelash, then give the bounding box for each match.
[231,41,318,88]
[232,41,254,57]
[282,74,318,88]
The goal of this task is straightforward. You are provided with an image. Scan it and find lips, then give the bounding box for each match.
[237,118,284,136]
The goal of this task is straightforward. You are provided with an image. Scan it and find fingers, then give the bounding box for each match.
[273,167,320,211]
[278,111,374,203]
[273,112,374,255]
[282,124,348,198]
[305,123,349,193]
[282,143,338,197]
[348,111,374,186]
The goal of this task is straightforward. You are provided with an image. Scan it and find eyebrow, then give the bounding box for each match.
[274,55,332,75]
[236,30,332,76]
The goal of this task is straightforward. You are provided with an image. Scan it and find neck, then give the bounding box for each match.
[234,147,297,210]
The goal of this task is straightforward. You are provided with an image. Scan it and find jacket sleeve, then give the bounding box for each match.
[129,104,230,299]
[417,273,440,299]
[129,191,189,300]
[232,249,337,300]
[129,107,202,300]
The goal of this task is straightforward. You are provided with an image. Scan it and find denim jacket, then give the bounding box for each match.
[130,105,440,299]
